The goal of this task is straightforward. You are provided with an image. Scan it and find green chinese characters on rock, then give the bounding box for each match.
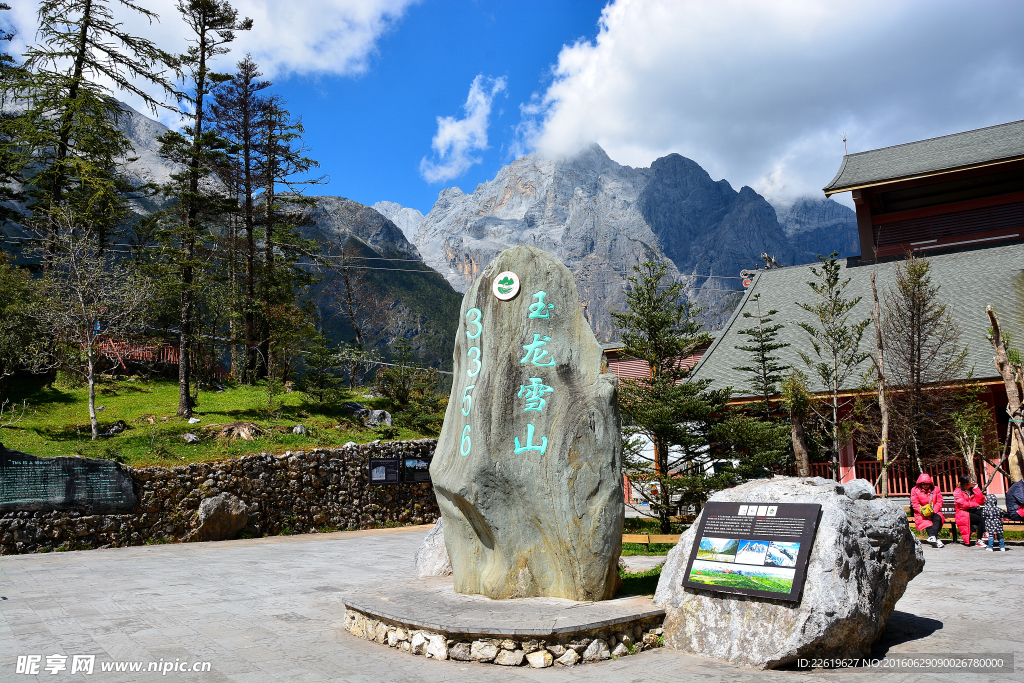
[515,291,557,456]
[429,245,623,602]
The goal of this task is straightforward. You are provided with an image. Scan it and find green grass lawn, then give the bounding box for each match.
[618,563,663,596]
[689,568,792,593]
[1,375,440,467]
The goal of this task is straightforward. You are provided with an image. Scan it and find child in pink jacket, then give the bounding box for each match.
[911,473,945,547]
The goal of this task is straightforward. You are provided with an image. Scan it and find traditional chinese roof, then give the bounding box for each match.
[689,242,1024,397]
[823,120,1024,196]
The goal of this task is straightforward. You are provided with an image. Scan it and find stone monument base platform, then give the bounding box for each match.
[342,577,665,668]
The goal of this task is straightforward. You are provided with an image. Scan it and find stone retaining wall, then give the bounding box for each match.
[0,440,439,555]
[343,608,664,667]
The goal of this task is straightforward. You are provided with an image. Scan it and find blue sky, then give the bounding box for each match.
[7,1,1024,216]
[282,0,608,214]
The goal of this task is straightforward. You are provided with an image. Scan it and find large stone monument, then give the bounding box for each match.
[654,477,925,669]
[429,246,623,600]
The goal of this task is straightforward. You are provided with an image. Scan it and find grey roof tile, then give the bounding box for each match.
[690,243,1024,396]
[823,120,1024,195]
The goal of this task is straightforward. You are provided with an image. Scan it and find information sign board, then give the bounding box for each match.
[368,458,401,485]
[681,501,821,602]
[0,446,138,513]
[402,456,432,484]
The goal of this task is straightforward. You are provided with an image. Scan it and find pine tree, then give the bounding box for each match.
[301,330,343,405]
[733,292,790,418]
[253,94,322,382]
[0,2,24,224]
[612,262,732,533]
[209,54,270,383]
[796,252,870,477]
[881,254,968,471]
[158,0,250,417]
[7,0,176,249]
[0,251,39,401]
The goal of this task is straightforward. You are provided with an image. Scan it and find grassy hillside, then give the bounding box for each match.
[1,375,442,467]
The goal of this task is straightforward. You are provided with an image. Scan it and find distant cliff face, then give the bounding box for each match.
[411,145,849,339]
[372,201,425,243]
[413,145,676,340]
[775,197,860,260]
[301,197,421,260]
[298,197,461,367]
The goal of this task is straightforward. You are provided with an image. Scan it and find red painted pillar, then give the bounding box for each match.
[840,441,857,483]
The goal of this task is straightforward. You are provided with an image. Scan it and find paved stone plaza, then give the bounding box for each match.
[1,525,1020,682]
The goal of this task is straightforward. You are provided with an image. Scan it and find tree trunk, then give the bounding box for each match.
[792,413,811,477]
[871,272,890,496]
[659,482,672,535]
[87,346,98,440]
[177,20,212,417]
[964,442,978,482]
[178,282,193,416]
[987,307,1023,482]
[831,393,840,479]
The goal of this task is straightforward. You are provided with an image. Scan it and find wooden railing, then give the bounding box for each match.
[96,336,229,381]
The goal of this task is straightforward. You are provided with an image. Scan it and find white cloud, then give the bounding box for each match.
[522,0,1024,206]
[420,75,507,183]
[5,0,416,125]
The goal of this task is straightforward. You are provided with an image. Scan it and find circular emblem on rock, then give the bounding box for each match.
[492,271,520,300]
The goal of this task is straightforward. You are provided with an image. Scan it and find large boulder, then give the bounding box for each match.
[415,519,453,577]
[194,493,248,542]
[429,246,623,600]
[654,477,925,669]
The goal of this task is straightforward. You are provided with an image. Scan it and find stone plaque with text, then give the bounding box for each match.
[0,445,138,512]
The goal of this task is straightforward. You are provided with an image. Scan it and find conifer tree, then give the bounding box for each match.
[209,54,269,383]
[881,255,968,471]
[0,2,24,224]
[253,94,322,380]
[158,0,250,417]
[733,292,790,418]
[796,252,869,477]
[612,262,731,533]
[300,329,342,405]
[7,0,176,248]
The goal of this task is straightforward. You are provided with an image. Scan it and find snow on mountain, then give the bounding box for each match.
[372,200,425,243]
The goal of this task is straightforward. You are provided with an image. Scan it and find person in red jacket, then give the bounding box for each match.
[954,474,986,546]
[911,473,945,547]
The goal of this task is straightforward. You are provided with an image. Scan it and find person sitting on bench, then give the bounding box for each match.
[954,475,986,547]
[912,473,945,548]
[1007,478,1024,522]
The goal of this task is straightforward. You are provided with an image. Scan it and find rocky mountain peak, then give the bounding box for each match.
[372,200,425,242]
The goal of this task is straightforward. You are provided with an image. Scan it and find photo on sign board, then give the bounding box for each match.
[688,560,795,594]
[735,539,769,565]
[696,537,739,563]
[403,457,431,483]
[764,541,800,568]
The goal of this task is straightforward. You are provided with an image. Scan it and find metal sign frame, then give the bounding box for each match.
[681,501,822,602]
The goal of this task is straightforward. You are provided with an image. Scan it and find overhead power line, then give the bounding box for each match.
[2,236,744,279]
